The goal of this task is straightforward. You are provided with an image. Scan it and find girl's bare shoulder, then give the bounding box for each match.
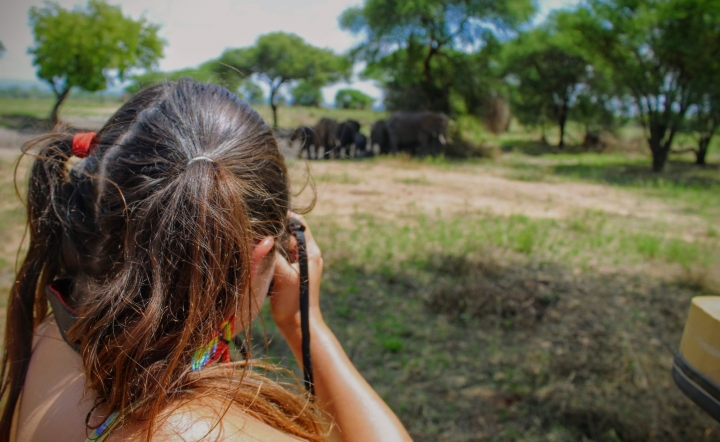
[105,396,304,442]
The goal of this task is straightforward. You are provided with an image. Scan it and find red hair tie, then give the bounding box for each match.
[72,132,98,158]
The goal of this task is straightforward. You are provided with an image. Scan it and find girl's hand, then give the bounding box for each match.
[270,212,324,339]
[271,213,414,442]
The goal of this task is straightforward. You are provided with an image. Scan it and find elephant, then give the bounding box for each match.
[370,120,390,155]
[313,117,338,159]
[335,119,361,158]
[290,126,319,159]
[386,111,449,157]
[483,97,512,135]
[354,132,368,158]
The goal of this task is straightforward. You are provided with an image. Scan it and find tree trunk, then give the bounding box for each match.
[583,129,600,149]
[50,87,71,126]
[696,134,712,165]
[648,123,670,172]
[651,148,669,172]
[423,45,437,84]
[269,87,278,129]
[557,97,570,148]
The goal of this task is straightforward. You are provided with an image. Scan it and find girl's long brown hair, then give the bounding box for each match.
[0,79,325,441]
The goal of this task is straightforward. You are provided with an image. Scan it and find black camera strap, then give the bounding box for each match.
[288,219,315,395]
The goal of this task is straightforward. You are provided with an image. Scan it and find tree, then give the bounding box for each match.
[292,81,323,107]
[572,86,624,146]
[503,26,589,147]
[0,41,5,58]
[29,0,165,125]
[127,61,264,105]
[127,60,228,94]
[239,82,264,105]
[682,1,720,165]
[683,98,719,165]
[686,88,720,165]
[216,32,349,127]
[340,0,534,114]
[335,89,374,109]
[559,0,718,171]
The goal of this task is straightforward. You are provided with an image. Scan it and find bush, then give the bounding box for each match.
[291,81,322,107]
[335,88,374,109]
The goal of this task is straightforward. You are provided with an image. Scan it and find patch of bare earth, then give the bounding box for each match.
[0,128,33,155]
[293,159,704,236]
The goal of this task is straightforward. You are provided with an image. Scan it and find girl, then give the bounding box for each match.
[0,79,412,441]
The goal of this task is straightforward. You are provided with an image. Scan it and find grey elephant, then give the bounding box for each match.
[335,120,361,157]
[370,120,390,155]
[313,117,339,159]
[387,111,449,157]
[354,132,368,158]
[290,126,319,159]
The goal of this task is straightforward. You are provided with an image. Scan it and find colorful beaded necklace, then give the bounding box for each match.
[191,317,235,371]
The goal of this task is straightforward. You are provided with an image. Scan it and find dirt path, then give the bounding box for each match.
[0,128,32,154]
[295,159,705,237]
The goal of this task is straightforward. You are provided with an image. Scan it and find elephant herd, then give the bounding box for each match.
[286,111,450,160]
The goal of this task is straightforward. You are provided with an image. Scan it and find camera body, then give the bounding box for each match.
[278,218,304,263]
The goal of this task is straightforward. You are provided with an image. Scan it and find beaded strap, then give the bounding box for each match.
[191,317,234,371]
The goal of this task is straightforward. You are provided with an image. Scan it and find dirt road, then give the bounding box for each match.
[296,159,704,237]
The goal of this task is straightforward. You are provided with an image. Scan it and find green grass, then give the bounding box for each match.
[0,155,29,346]
[314,171,362,185]
[0,97,122,120]
[311,209,718,275]
[394,175,433,185]
[264,208,719,441]
[495,152,720,223]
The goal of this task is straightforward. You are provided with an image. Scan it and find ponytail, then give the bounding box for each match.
[0,135,76,440]
[67,158,254,417]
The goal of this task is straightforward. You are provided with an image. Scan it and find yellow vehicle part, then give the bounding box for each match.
[674,297,720,422]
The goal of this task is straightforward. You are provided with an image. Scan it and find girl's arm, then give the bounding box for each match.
[271,213,412,442]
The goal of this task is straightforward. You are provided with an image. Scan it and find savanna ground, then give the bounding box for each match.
[1,97,720,441]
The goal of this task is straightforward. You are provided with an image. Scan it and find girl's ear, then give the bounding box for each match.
[251,236,275,276]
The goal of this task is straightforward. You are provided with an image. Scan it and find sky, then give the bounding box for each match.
[0,0,580,105]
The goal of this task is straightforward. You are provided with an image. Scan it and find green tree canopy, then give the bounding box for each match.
[559,0,720,171]
[292,81,323,107]
[680,0,720,165]
[128,61,264,105]
[340,0,535,115]
[572,85,623,143]
[127,60,227,94]
[29,0,165,124]
[216,32,350,127]
[335,89,374,109]
[239,81,264,105]
[503,25,590,147]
